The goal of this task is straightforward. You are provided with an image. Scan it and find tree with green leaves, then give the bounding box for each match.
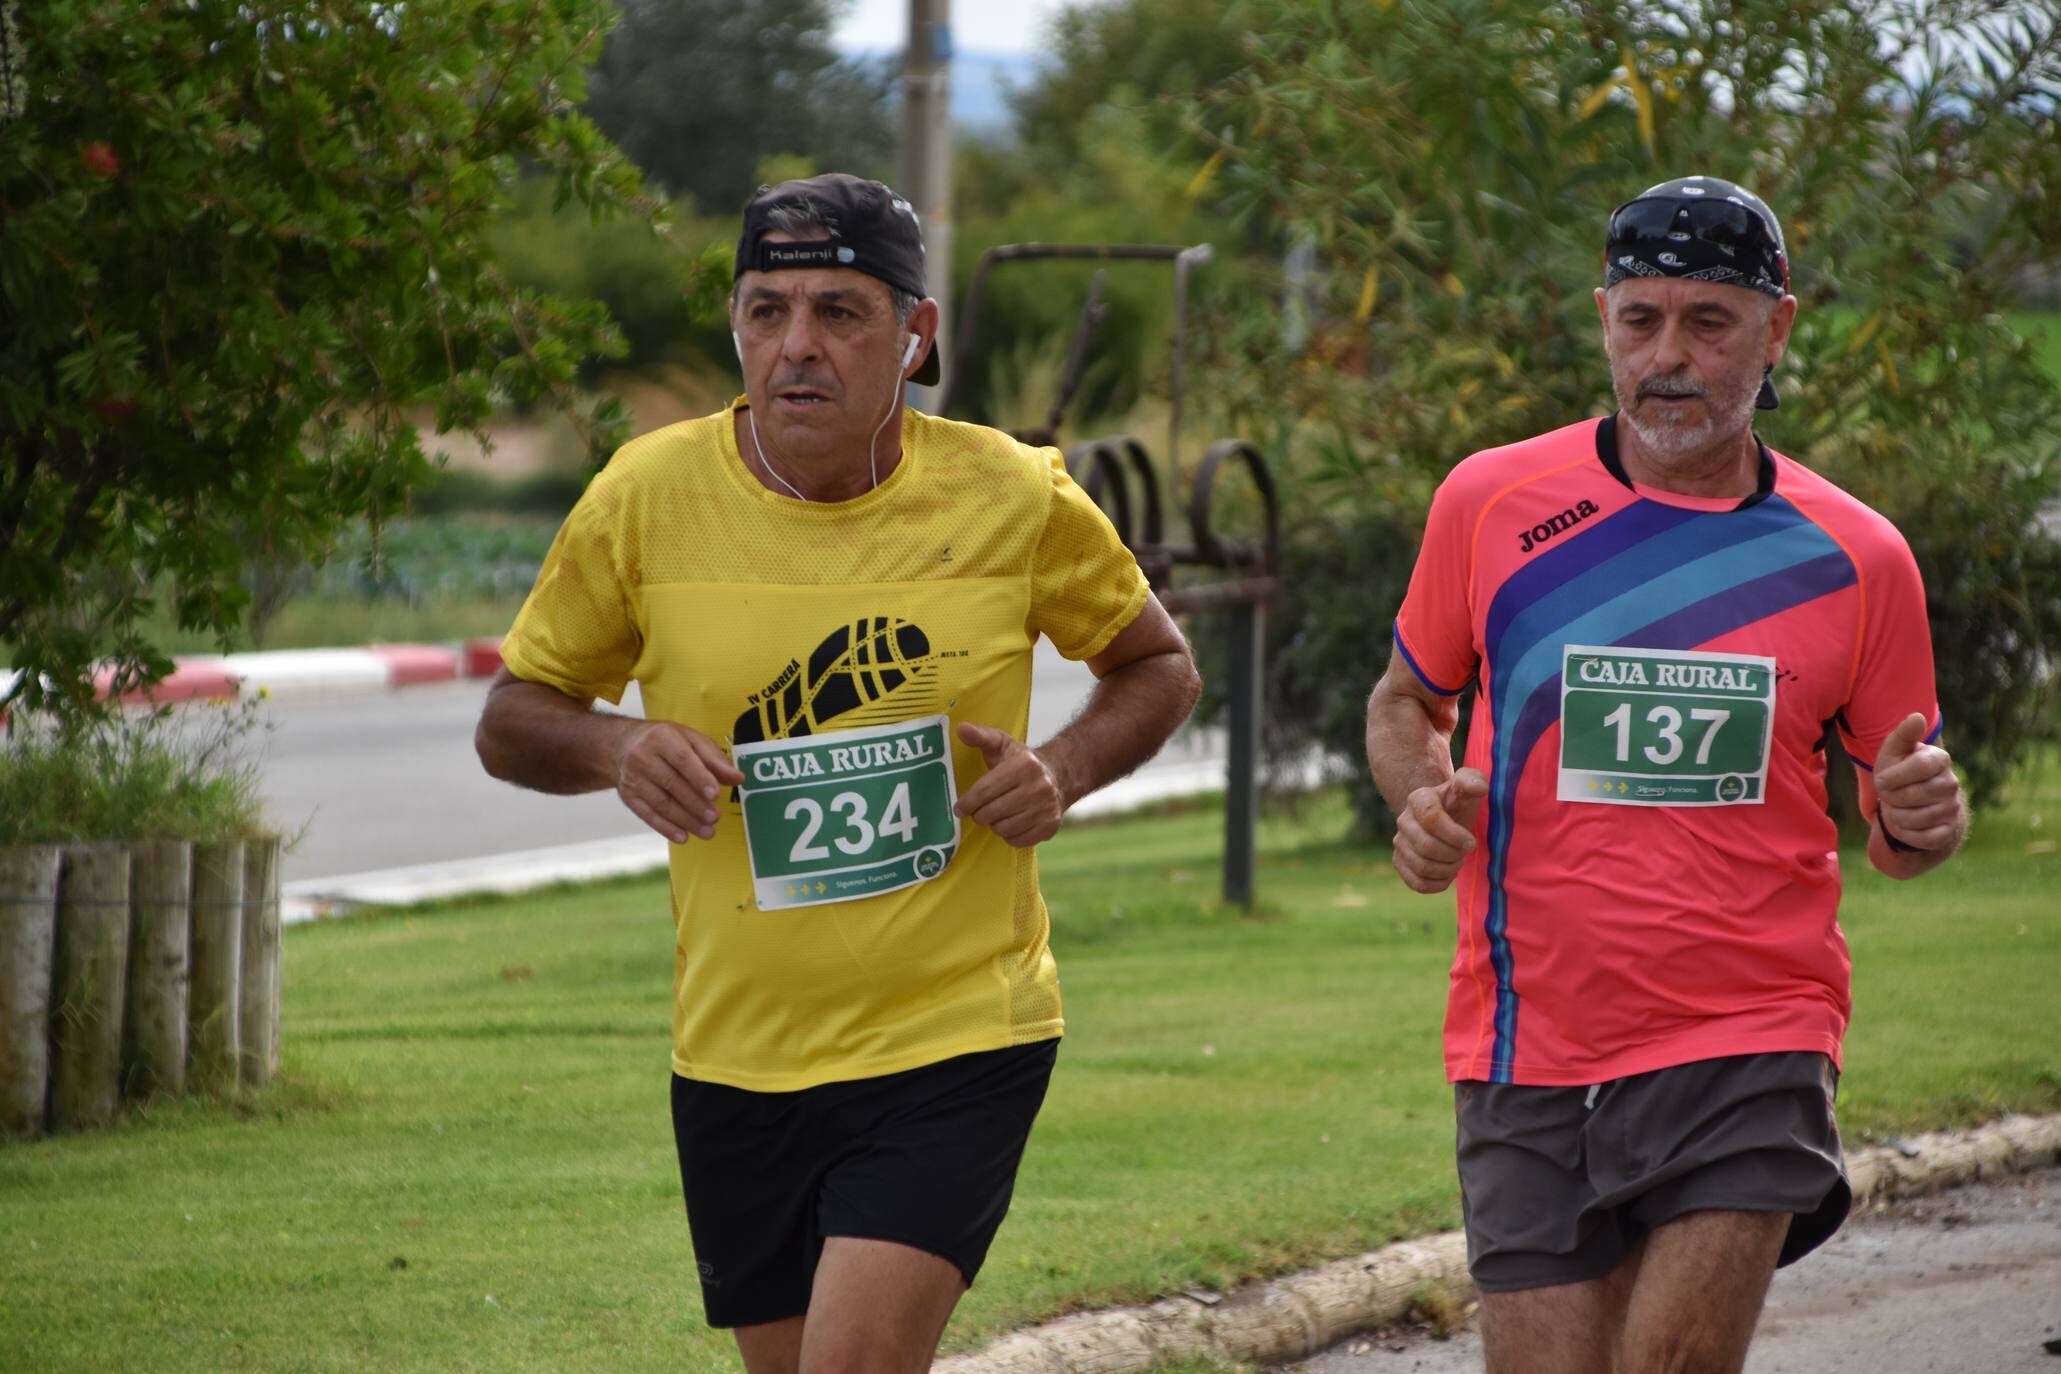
[582,0,893,214]
[1185,0,2061,834]
[0,0,657,718]
[1004,0,1252,176]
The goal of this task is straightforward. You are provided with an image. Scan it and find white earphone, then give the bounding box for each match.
[739,328,919,502]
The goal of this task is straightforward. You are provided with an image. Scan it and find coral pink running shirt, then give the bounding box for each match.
[1395,417,1941,1086]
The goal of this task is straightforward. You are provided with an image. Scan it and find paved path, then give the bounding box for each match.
[1292,1166,2061,1374]
[257,676,639,885]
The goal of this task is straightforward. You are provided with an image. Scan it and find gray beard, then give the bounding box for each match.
[1615,367,1761,461]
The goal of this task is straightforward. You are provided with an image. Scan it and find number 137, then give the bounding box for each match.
[1601,703,1730,766]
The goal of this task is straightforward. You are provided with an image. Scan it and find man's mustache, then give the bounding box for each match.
[1638,375,1707,399]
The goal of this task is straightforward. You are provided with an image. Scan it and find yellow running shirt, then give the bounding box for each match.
[501,399,1149,1090]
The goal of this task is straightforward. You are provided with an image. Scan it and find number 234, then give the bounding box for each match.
[785,783,921,861]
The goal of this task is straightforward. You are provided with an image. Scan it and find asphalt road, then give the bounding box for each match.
[253,642,1212,884]
[1294,1166,2061,1374]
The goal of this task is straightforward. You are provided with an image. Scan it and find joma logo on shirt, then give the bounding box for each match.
[1518,499,1600,554]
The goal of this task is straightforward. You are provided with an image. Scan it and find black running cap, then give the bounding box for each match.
[735,173,939,385]
[1604,175,1788,409]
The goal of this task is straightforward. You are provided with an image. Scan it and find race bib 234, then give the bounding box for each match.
[734,715,961,909]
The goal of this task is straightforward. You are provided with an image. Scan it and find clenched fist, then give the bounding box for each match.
[1871,712,1961,851]
[1392,767,1489,894]
[952,722,1067,848]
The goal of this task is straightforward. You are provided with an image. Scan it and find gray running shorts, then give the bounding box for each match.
[1454,1051,1849,1292]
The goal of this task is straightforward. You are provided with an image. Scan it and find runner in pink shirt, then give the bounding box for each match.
[1366,176,1967,1374]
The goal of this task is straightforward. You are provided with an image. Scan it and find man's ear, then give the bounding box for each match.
[1765,294,1799,368]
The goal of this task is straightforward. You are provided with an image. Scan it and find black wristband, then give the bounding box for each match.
[1878,817,1922,854]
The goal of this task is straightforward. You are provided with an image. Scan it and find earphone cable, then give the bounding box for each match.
[746,352,909,502]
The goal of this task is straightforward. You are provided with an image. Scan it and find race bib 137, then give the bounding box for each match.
[1557,645,1775,806]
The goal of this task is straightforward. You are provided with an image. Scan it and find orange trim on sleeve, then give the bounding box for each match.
[1465,455,1602,611]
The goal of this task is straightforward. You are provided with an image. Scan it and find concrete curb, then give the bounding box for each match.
[933,1112,2061,1373]
[281,834,669,924]
[208,640,501,699]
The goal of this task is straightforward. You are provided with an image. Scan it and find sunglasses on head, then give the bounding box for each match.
[1607,196,1776,256]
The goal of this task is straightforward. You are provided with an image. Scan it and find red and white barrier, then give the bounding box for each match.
[461,636,505,679]
[368,644,463,687]
[5,640,506,708]
[92,657,241,705]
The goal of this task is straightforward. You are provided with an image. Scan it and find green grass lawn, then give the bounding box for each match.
[2,776,2057,1372]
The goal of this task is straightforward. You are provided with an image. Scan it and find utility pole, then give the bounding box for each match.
[899,0,951,411]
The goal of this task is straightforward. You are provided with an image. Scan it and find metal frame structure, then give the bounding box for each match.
[942,243,1281,906]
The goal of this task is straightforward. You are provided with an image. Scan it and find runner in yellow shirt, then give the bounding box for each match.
[474,172,1201,1374]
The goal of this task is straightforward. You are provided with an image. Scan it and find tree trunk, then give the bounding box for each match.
[187,840,244,1093]
[49,844,132,1132]
[0,844,61,1139]
[123,839,191,1100]
[238,836,282,1087]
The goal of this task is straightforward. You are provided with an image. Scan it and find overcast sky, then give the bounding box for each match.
[833,0,1070,53]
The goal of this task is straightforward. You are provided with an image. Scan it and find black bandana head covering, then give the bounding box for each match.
[1603,175,1790,408]
[1603,175,1788,298]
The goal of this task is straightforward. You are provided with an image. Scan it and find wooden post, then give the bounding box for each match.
[238,835,282,1087]
[123,839,191,1100]
[49,844,132,1132]
[0,844,61,1139]
[187,839,244,1093]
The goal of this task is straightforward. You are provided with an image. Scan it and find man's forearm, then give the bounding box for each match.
[1365,677,1460,815]
[1036,649,1201,808]
[476,678,643,795]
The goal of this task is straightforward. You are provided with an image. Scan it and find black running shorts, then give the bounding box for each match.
[1454,1050,1849,1292]
[670,1039,1058,1328]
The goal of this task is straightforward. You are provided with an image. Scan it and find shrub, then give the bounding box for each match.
[411,467,591,519]
[0,1,654,720]
[487,178,734,379]
[0,706,269,845]
[311,517,559,605]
